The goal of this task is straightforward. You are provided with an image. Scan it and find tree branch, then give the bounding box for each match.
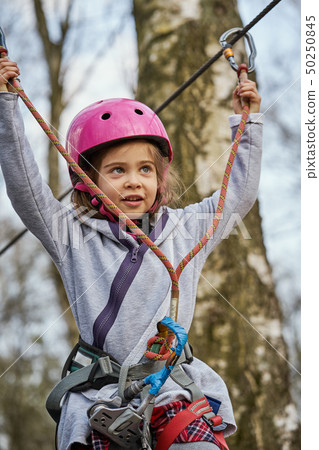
[32,0,52,63]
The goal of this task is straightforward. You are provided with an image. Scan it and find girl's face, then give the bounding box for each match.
[96,140,159,219]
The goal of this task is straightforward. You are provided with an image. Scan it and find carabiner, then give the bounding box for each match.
[0,26,8,56]
[219,27,256,74]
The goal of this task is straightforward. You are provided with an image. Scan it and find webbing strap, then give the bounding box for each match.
[46,356,115,423]
[46,355,165,423]
[214,431,229,450]
[155,396,229,450]
[118,365,130,400]
[170,365,205,402]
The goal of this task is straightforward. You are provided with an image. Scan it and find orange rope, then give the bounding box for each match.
[175,105,249,279]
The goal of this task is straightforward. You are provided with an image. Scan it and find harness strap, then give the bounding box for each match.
[155,397,229,450]
[213,431,229,450]
[46,339,193,423]
[170,365,205,402]
[46,354,165,423]
[141,385,156,449]
[118,365,130,400]
[46,356,115,423]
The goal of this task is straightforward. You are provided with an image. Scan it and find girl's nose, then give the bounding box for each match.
[124,172,141,188]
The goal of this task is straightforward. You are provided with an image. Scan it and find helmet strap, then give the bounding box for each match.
[74,182,118,222]
[73,182,159,228]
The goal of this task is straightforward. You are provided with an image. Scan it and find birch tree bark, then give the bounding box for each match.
[133,1,300,448]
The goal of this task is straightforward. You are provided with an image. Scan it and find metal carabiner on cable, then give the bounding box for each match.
[219,27,256,74]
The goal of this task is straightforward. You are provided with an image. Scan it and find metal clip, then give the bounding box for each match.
[219,27,256,73]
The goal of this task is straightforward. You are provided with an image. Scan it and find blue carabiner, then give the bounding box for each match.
[219,27,256,73]
[144,316,187,396]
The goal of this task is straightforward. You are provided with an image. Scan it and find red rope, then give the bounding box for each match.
[175,105,249,279]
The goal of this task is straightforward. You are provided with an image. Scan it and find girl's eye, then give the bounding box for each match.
[141,165,152,174]
[112,167,124,174]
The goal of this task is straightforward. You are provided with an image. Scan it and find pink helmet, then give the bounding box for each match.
[66,98,173,169]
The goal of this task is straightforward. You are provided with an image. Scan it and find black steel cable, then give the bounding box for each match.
[0,0,282,257]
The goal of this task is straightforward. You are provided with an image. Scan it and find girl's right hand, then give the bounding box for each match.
[232,79,261,114]
[0,57,20,91]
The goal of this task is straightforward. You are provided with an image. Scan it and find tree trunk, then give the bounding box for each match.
[133,1,300,448]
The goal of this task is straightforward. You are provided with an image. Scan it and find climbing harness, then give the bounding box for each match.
[86,318,187,449]
[0,2,274,443]
[46,319,209,450]
[47,332,226,449]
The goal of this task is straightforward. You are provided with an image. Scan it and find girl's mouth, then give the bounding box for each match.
[122,195,144,207]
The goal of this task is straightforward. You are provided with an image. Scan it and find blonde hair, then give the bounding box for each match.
[71,140,183,219]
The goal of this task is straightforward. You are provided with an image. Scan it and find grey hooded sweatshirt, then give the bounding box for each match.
[0,92,263,449]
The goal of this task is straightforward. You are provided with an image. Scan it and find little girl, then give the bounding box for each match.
[0,57,262,450]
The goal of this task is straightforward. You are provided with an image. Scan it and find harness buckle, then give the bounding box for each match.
[219,27,257,73]
[91,194,102,207]
[88,401,143,448]
[208,415,228,432]
[98,356,114,376]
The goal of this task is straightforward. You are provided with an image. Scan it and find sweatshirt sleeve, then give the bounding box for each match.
[0,92,66,264]
[180,112,263,255]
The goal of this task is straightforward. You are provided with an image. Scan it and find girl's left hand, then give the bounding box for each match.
[232,80,261,114]
[0,57,20,92]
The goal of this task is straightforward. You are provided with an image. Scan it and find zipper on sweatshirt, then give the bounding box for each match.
[93,211,169,348]
[131,247,139,263]
[114,258,135,296]
[113,247,140,299]
[93,245,141,347]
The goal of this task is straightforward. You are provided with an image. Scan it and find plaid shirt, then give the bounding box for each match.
[151,400,222,447]
[71,400,221,449]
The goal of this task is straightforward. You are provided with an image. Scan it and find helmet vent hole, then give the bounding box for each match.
[134,109,144,115]
[101,113,111,120]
